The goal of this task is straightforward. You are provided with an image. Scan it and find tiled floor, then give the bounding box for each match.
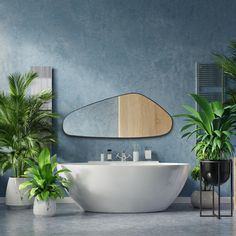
[0,203,234,236]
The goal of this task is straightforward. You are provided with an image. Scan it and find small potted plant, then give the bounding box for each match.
[0,71,57,209]
[19,148,70,217]
[190,166,218,208]
[175,94,236,189]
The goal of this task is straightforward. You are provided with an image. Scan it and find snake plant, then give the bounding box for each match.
[0,71,57,177]
[175,94,236,160]
[19,148,70,201]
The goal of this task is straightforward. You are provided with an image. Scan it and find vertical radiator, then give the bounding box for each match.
[196,63,225,108]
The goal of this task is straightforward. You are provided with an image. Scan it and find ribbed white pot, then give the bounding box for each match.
[191,190,218,209]
[6,177,33,209]
[33,198,56,217]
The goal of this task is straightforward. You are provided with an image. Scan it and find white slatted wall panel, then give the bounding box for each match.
[30,66,52,110]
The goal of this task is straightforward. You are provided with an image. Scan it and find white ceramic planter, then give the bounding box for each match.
[191,190,218,209]
[33,198,56,217]
[6,177,33,209]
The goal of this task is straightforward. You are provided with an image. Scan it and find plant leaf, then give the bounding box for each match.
[38,148,51,170]
[211,101,224,117]
[190,94,214,122]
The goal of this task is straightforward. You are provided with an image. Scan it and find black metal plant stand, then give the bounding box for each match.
[200,160,233,219]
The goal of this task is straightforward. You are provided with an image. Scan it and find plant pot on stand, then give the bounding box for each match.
[192,158,231,210]
[200,160,233,218]
[201,160,231,185]
[6,177,33,209]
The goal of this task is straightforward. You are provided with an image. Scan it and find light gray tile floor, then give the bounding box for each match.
[0,203,234,236]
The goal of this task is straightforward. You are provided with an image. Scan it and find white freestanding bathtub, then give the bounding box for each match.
[58,161,189,213]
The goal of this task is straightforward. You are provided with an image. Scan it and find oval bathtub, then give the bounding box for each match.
[58,162,190,213]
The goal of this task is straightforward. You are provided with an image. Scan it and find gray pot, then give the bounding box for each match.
[191,190,218,209]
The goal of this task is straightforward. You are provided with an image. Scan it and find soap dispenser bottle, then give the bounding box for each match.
[144,146,152,160]
[106,149,112,161]
[133,144,140,162]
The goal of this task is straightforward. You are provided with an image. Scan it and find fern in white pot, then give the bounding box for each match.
[20,148,70,216]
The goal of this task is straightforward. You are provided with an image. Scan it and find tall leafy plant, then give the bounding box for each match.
[0,71,57,177]
[175,94,236,160]
[19,148,70,201]
[214,41,236,104]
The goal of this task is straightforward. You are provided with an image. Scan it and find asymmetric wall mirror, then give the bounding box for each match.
[63,93,173,138]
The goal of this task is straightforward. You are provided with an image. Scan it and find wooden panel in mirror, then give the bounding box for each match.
[118,94,172,137]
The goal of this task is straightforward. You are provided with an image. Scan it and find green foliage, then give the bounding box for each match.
[0,71,57,177]
[191,166,210,191]
[214,41,236,105]
[19,148,71,201]
[175,94,236,160]
[191,166,200,182]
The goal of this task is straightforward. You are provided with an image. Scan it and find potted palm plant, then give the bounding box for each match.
[0,71,57,208]
[19,148,70,217]
[175,94,236,189]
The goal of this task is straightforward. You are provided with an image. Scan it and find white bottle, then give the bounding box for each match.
[144,146,152,160]
[100,153,105,162]
[144,149,152,160]
[133,151,139,162]
[133,144,140,162]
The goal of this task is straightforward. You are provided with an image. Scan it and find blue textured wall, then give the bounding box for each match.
[1,0,236,197]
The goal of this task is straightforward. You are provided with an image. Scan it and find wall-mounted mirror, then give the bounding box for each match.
[63,93,173,138]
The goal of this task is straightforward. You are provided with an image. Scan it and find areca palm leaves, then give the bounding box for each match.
[176,94,236,160]
[214,41,236,105]
[0,71,57,177]
[214,41,236,78]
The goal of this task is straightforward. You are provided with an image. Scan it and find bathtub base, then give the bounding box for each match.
[59,162,190,213]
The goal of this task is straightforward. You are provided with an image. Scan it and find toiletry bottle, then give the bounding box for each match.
[107,149,112,161]
[100,153,105,162]
[144,147,152,160]
[133,144,139,162]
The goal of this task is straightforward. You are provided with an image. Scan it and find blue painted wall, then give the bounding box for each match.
[1,0,236,197]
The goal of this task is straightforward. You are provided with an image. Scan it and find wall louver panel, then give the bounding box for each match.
[196,63,224,107]
[30,66,53,110]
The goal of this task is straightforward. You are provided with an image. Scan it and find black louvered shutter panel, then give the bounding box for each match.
[196,63,225,110]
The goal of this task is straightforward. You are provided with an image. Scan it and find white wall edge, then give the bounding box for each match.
[0,196,232,204]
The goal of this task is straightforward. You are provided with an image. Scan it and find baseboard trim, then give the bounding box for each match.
[0,196,232,204]
[56,197,75,204]
[0,197,5,204]
[174,196,231,204]
[174,197,191,204]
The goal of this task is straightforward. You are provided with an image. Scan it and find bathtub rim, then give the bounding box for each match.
[58,162,190,167]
